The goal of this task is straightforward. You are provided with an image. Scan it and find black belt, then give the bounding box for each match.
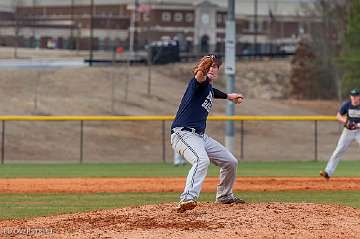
[171,127,203,135]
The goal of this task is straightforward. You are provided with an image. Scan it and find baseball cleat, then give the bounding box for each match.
[176,199,197,213]
[216,195,245,204]
[320,170,330,180]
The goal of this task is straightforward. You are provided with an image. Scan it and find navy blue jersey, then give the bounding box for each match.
[339,100,360,123]
[171,77,213,133]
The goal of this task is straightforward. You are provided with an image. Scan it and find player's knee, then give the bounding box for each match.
[229,158,238,168]
[196,157,210,168]
[224,155,238,169]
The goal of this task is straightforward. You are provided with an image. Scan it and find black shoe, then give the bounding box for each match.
[216,195,245,204]
[320,170,330,180]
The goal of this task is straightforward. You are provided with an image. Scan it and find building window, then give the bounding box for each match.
[143,13,150,22]
[246,20,263,33]
[162,12,171,22]
[118,7,125,16]
[174,12,183,22]
[185,13,193,22]
[257,21,263,32]
[135,13,141,22]
[247,21,255,32]
[217,14,222,24]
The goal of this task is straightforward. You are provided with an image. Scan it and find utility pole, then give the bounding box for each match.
[13,0,20,59]
[129,0,137,56]
[125,0,137,101]
[32,0,36,48]
[70,0,74,49]
[225,0,236,153]
[89,0,94,66]
[254,0,258,58]
[146,0,152,95]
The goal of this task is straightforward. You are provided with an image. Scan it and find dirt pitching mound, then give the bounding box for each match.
[2,202,360,239]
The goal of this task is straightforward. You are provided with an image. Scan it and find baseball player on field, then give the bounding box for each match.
[320,88,360,179]
[170,54,245,213]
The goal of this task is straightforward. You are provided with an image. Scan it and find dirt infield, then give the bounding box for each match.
[1,176,360,193]
[2,177,360,238]
[1,202,360,239]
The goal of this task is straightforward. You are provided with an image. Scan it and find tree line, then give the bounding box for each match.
[290,0,359,100]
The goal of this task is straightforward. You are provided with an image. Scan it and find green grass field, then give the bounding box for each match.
[0,160,360,178]
[1,161,360,220]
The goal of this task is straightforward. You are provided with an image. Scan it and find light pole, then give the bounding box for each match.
[129,0,137,56]
[225,0,236,153]
[125,0,138,101]
[254,0,258,57]
[89,0,94,66]
[70,0,74,49]
[32,0,36,48]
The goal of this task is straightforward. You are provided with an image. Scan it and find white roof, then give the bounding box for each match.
[11,0,316,16]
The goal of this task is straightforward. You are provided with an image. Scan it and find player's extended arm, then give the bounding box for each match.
[213,88,244,104]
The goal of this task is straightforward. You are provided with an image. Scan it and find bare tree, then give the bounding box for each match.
[338,0,360,98]
[290,37,317,99]
[290,0,350,100]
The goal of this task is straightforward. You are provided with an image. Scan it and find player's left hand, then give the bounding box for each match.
[227,93,244,104]
[192,56,214,78]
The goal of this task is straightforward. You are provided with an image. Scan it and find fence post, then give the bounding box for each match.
[80,120,84,164]
[240,120,244,159]
[162,120,166,163]
[1,121,4,164]
[314,120,318,161]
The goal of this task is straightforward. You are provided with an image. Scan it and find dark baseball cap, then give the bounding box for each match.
[208,54,222,67]
[350,88,360,96]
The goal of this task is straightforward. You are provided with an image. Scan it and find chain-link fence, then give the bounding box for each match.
[1,115,358,164]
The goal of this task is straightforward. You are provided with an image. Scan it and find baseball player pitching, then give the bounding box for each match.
[320,88,360,179]
[170,54,245,213]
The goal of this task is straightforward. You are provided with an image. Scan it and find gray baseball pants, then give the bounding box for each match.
[170,127,238,202]
[325,128,360,176]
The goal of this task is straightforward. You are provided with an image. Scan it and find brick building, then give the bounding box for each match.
[0,0,321,54]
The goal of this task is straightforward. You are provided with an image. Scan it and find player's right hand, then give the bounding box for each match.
[227,93,244,104]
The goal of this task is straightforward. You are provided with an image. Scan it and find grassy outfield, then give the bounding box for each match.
[0,160,359,178]
[1,191,360,220]
[1,161,360,220]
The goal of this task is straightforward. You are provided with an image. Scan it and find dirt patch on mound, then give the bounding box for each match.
[1,177,360,193]
[1,203,360,238]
